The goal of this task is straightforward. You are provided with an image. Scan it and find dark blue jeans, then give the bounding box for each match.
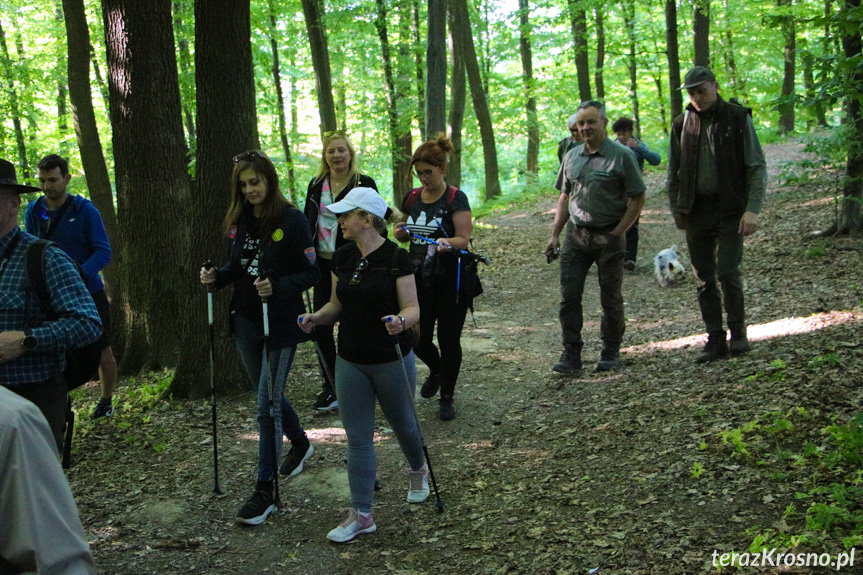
[233,315,304,483]
[559,222,626,352]
[683,195,745,334]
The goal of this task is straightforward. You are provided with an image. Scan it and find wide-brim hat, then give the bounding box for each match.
[0,159,40,193]
[326,187,387,219]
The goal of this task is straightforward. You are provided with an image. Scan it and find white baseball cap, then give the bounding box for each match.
[326,187,387,219]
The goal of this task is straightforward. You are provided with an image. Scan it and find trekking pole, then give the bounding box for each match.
[302,290,336,393]
[405,231,491,266]
[203,260,222,495]
[386,317,445,513]
[260,273,280,508]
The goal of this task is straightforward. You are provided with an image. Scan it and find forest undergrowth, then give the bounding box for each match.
[68,138,863,574]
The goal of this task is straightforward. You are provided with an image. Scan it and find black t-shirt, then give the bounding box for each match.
[402,187,470,273]
[332,239,413,364]
[234,219,263,321]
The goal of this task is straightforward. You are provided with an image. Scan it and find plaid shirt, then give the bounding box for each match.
[0,227,102,387]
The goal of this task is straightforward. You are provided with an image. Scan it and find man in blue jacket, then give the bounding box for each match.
[27,154,116,418]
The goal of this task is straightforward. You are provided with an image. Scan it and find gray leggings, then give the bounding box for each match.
[335,351,426,513]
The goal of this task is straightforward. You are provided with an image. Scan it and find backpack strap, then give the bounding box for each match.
[27,240,56,320]
[402,187,423,212]
[445,185,457,211]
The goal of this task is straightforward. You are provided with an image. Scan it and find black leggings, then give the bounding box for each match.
[413,271,468,398]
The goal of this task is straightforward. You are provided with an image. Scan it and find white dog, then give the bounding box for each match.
[654,245,687,287]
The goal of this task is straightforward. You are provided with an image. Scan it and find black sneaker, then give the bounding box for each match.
[595,350,621,372]
[552,344,582,373]
[729,328,751,355]
[420,373,442,398]
[623,260,636,271]
[696,332,730,363]
[237,484,276,526]
[439,397,456,421]
[279,439,314,477]
[90,398,114,419]
[314,391,338,412]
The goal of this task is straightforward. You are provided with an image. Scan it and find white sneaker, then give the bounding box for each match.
[326,509,376,543]
[406,463,429,503]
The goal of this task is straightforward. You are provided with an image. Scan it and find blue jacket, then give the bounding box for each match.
[24,195,112,295]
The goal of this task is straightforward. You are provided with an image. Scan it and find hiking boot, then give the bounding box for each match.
[327,509,376,543]
[236,482,277,526]
[696,332,730,363]
[730,328,751,356]
[90,398,114,419]
[279,437,314,477]
[314,391,338,412]
[595,350,621,372]
[623,260,636,271]
[420,373,442,398]
[552,344,582,374]
[406,463,430,503]
[438,396,456,421]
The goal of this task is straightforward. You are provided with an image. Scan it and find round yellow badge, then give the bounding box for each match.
[272,229,284,242]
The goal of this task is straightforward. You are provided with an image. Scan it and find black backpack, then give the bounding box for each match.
[26,240,102,390]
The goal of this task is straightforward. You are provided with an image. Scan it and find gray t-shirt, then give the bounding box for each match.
[554,138,646,227]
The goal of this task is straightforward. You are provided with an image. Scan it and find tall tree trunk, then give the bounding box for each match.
[425,0,447,136]
[593,7,605,101]
[412,0,426,141]
[102,0,191,373]
[395,6,415,203]
[451,0,500,200]
[172,1,197,157]
[57,82,70,157]
[720,0,748,101]
[666,0,683,121]
[838,0,862,234]
[268,1,297,203]
[90,44,111,109]
[623,0,640,137]
[517,0,538,178]
[800,37,827,127]
[62,0,120,297]
[0,20,30,179]
[447,1,465,189]
[567,0,591,101]
[375,0,405,201]
[777,0,796,134]
[333,48,347,130]
[301,0,337,134]
[694,0,710,67]
[651,67,669,136]
[173,0,259,397]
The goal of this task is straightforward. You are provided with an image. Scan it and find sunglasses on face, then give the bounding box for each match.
[349,257,369,286]
[233,150,265,165]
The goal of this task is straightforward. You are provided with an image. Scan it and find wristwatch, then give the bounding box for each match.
[21,328,37,352]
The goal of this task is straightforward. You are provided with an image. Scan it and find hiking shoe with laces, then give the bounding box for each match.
[327,509,376,543]
[595,350,621,372]
[552,344,582,374]
[236,483,277,526]
[314,391,338,412]
[420,373,441,398]
[90,398,114,419]
[279,438,314,477]
[406,463,430,503]
[438,397,456,421]
[696,332,730,363]
[730,328,751,356]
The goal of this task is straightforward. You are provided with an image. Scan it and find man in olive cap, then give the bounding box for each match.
[0,159,101,451]
[667,66,767,362]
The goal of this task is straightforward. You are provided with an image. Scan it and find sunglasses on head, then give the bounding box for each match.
[349,257,369,286]
[233,151,265,165]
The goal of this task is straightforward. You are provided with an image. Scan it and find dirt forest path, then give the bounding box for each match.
[71,140,863,574]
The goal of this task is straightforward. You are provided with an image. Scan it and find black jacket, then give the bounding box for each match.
[303,173,377,252]
[215,206,319,346]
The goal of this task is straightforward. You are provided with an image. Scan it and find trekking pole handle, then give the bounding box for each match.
[259,272,270,337]
[202,260,217,323]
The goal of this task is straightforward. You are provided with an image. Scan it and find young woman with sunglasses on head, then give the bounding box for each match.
[200,150,319,526]
[392,134,473,421]
[298,188,428,543]
[303,132,378,413]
